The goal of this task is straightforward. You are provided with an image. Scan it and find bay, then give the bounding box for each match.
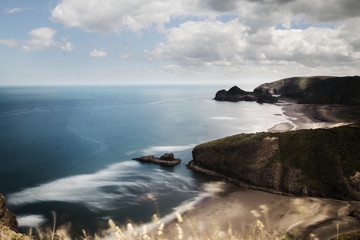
[0,85,288,235]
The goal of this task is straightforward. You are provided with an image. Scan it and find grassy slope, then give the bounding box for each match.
[255,76,360,105]
[192,123,360,200]
[299,76,360,105]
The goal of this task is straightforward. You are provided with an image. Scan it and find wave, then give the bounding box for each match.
[8,161,196,212]
[0,107,49,117]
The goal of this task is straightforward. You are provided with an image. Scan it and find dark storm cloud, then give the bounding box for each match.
[200,0,239,12]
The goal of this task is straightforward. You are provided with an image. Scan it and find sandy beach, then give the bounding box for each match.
[164,186,360,239]
[163,101,360,240]
[268,99,349,132]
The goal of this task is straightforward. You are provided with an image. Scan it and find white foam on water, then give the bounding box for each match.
[0,107,49,117]
[139,145,196,155]
[17,214,46,227]
[8,161,195,212]
[210,116,237,120]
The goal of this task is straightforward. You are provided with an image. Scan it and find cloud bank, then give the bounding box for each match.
[49,0,360,79]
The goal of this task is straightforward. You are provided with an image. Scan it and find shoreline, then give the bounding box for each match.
[163,186,360,239]
[162,101,360,239]
[269,99,350,132]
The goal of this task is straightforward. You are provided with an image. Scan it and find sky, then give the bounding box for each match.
[0,0,360,86]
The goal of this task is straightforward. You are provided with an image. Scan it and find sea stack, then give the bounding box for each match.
[132,153,181,166]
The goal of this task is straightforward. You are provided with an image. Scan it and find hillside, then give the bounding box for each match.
[254,75,360,105]
[187,123,360,200]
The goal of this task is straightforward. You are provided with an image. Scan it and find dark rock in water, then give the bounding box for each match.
[133,153,181,166]
[214,86,249,102]
[0,193,18,232]
[214,86,277,103]
[159,153,174,160]
[349,209,360,220]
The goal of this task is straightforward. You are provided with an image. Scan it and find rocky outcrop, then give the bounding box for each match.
[133,153,181,166]
[349,209,360,220]
[214,86,277,103]
[0,193,18,232]
[187,123,360,200]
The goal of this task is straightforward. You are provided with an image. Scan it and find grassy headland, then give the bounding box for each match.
[189,123,360,200]
[255,75,360,105]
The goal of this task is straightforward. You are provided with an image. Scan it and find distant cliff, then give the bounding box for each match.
[188,123,360,200]
[0,193,18,232]
[254,75,360,105]
[214,86,277,103]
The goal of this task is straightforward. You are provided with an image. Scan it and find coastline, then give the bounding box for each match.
[163,101,360,239]
[269,99,349,132]
[164,186,360,239]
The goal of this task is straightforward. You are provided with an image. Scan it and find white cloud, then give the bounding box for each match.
[89,49,108,58]
[0,27,74,53]
[151,19,248,65]
[4,7,33,14]
[50,0,189,32]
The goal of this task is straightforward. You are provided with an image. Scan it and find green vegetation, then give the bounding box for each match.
[255,76,360,105]
[191,123,360,200]
[255,76,331,99]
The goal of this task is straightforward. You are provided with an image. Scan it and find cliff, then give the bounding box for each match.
[187,123,360,200]
[0,193,18,232]
[255,75,360,105]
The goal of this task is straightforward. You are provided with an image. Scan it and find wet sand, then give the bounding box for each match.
[163,101,360,240]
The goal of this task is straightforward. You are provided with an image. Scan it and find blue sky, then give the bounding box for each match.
[1,0,360,86]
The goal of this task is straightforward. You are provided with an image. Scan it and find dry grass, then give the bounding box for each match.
[1,205,353,240]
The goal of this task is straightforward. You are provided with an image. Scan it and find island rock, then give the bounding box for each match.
[214,86,277,103]
[0,193,18,232]
[133,153,181,166]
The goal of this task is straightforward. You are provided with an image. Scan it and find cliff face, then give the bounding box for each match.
[0,193,18,232]
[188,124,360,200]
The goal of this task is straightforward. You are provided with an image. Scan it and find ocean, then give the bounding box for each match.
[0,85,288,235]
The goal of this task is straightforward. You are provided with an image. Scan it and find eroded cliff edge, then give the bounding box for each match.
[187,123,360,200]
[0,193,18,232]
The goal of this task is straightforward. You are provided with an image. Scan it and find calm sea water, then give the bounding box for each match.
[0,85,288,234]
